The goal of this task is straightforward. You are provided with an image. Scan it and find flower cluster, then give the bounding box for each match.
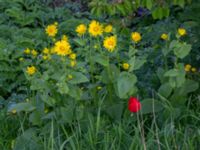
[185,64,197,72]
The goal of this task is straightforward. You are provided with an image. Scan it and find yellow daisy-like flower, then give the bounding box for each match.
[31,49,38,57]
[76,24,87,36]
[45,24,58,37]
[191,67,197,72]
[89,20,103,37]
[103,36,117,52]
[70,60,76,67]
[161,33,168,40]
[131,32,142,43]
[24,48,30,54]
[122,63,130,70]
[54,40,72,56]
[184,64,191,72]
[43,48,49,54]
[26,66,36,75]
[104,25,113,33]
[69,53,76,60]
[178,28,186,36]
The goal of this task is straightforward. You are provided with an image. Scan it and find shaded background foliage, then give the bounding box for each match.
[0,0,200,149]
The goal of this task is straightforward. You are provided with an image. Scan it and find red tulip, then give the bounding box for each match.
[128,97,141,113]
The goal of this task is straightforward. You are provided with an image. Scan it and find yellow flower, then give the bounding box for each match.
[178,28,186,36]
[184,64,191,72]
[45,24,58,37]
[42,55,50,60]
[44,108,49,114]
[54,40,72,56]
[76,24,87,36]
[31,49,38,57]
[122,63,130,70]
[68,74,73,80]
[97,86,102,90]
[103,36,117,52]
[191,67,197,72]
[11,109,17,114]
[26,66,36,75]
[54,22,58,26]
[19,57,24,61]
[43,48,49,54]
[62,35,69,42]
[24,48,30,54]
[89,20,103,37]
[104,25,113,33]
[69,53,76,60]
[131,32,142,43]
[70,60,76,67]
[50,47,55,54]
[161,33,168,40]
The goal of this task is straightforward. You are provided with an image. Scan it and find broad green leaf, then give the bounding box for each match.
[177,79,199,94]
[129,57,146,71]
[173,44,191,59]
[69,72,89,84]
[57,82,69,94]
[93,54,109,67]
[158,83,173,98]
[9,103,35,112]
[141,99,163,114]
[164,69,179,77]
[117,72,137,99]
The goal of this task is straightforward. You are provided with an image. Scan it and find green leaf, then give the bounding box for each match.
[146,0,153,10]
[73,38,86,47]
[117,72,137,99]
[57,82,69,94]
[158,83,173,98]
[164,69,179,77]
[93,54,109,67]
[41,95,56,106]
[141,99,163,114]
[174,44,191,59]
[129,57,146,71]
[69,72,89,84]
[29,111,42,125]
[177,79,199,94]
[105,103,123,121]
[68,85,82,100]
[60,106,74,123]
[9,103,35,112]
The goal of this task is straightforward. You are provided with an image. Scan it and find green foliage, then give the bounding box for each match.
[89,0,192,19]
[0,0,200,149]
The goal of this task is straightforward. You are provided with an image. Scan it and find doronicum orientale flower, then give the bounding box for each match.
[89,20,103,37]
[131,32,142,43]
[178,28,186,36]
[103,36,117,52]
[161,33,168,40]
[76,24,87,36]
[26,66,36,75]
[45,24,58,37]
[54,40,72,56]
[122,63,130,70]
[104,25,113,33]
